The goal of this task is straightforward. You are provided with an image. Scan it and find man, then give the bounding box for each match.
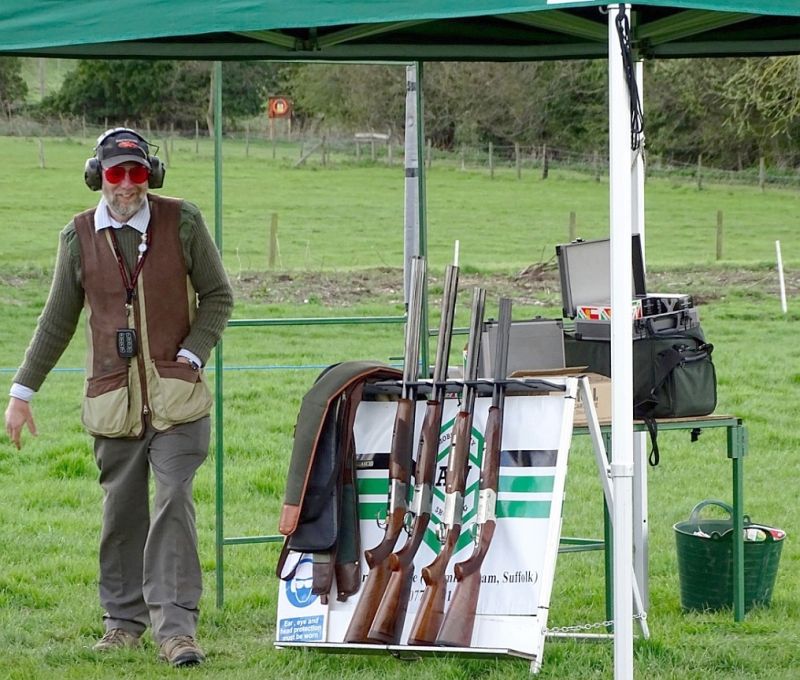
[4,128,233,667]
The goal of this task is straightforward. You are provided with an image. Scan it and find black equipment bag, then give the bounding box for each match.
[632,327,716,420]
[565,323,717,465]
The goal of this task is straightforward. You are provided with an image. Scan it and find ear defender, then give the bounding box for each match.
[84,127,166,191]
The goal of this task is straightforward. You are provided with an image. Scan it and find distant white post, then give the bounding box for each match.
[776,240,788,314]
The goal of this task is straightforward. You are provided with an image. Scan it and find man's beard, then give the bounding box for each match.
[104,188,147,220]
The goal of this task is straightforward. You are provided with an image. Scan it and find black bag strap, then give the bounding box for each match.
[644,416,660,466]
[638,345,684,467]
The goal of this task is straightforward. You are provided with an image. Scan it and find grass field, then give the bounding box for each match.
[1,135,799,679]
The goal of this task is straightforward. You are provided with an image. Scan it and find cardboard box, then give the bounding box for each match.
[510,368,611,426]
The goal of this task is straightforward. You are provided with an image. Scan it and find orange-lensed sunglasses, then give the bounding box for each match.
[103,165,150,184]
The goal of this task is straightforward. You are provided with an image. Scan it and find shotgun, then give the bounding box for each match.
[343,256,425,643]
[406,286,486,646]
[436,297,512,647]
[366,255,460,644]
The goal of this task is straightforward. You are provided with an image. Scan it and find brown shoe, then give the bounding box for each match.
[93,628,141,651]
[159,635,206,667]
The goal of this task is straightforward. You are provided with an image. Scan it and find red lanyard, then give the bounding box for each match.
[108,228,150,306]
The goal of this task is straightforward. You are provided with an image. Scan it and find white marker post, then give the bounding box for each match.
[776,240,788,314]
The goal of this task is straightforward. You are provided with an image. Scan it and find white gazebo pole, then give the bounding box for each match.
[608,5,635,680]
[403,63,420,304]
[631,57,649,611]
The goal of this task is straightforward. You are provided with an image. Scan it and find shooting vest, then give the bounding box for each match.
[278,360,402,602]
[74,195,212,438]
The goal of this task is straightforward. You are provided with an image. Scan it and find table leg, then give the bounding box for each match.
[728,422,747,621]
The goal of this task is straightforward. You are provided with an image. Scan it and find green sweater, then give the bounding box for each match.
[14,198,233,392]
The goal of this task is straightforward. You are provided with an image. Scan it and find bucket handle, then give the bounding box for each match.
[689,499,751,527]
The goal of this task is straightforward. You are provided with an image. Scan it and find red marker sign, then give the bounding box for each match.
[268,97,292,119]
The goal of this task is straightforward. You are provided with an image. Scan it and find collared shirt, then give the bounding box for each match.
[93,196,151,233]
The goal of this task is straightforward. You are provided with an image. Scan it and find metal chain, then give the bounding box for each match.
[545,612,647,635]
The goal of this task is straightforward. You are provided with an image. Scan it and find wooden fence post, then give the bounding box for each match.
[716,210,724,261]
[37,139,46,169]
[245,122,250,157]
[569,211,577,242]
[460,144,466,171]
[162,130,171,167]
[426,138,432,169]
[489,142,494,179]
[759,157,766,192]
[515,142,521,179]
[195,120,200,154]
[696,154,703,190]
[542,143,549,180]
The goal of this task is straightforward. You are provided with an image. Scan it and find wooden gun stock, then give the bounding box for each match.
[406,408,473,645]
[436,296,511,647]
[405,528,458,645]
[343,398,415,643]
[342,506,405,642]
[436,406,502,647]
[366,400,443,643]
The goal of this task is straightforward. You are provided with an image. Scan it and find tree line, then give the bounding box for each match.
[2,56,800,169]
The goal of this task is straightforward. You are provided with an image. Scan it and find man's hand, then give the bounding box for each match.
[5,397,37,450]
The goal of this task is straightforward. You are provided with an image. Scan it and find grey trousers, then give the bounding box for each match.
[93,416,210,643]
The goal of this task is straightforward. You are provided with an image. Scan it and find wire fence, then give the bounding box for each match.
[3,113,800,190]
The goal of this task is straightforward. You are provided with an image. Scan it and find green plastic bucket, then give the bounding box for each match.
[674,499,785,612]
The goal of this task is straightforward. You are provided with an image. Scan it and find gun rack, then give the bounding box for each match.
[363,377,567,399]
[276,376,656,673]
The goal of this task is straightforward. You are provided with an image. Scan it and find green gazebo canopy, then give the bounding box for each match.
[3,1,800,61]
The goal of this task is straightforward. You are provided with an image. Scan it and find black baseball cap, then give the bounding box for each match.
[96,129,151,169]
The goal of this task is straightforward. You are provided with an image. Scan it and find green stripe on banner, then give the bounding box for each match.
[358,502,386,521]
[499,476,554,494]
[357,478,388,495]
[496,500,551,519]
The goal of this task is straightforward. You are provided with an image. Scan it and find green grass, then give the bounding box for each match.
[1,135,799,678]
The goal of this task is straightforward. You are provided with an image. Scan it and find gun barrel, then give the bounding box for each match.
[492,297,513,406]
[401,256,425,398]
[459,287,486,412]
[431,263,459,389]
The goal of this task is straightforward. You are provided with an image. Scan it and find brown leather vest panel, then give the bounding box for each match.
[140,197,190,360]
[74,195,189,376]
